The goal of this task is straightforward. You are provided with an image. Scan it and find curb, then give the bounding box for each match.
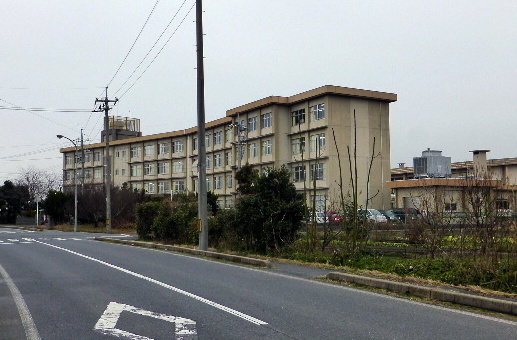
[94,237,273,268]
[326,272,517,316]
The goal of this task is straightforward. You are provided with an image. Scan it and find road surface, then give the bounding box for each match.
[1,227,516,339]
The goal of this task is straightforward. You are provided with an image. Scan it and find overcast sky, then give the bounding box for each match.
[1,0,516,183]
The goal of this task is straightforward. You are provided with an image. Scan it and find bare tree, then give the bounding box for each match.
[16,167,61,202]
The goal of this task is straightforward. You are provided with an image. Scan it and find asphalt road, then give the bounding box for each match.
[1,227,516,340]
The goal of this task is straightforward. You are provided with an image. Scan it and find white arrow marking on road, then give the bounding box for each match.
[94,302,197,340]
[33,240,268,325]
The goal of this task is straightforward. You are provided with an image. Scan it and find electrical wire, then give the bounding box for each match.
[118,1,195,99]
[0,98,88,131]
[114,0,191,96]
[106,0,161,88]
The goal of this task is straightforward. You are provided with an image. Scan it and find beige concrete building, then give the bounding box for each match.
[59,85,397,210]
[388,150,517,212]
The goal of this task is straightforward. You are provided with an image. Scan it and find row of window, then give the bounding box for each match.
[141,175,234,194]
[291,103,326,126]
[65,151,102,165]
[293,163,326,182]
[291,133,326,155]
[65,168,103,180]
[244,112,272,132]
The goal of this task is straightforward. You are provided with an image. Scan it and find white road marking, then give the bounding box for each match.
[0,230,16,233]
[7,239,20,242]
[0,242,14,245]
[94,302,197,340]
[0,263,41,340]
[33,240,268,325]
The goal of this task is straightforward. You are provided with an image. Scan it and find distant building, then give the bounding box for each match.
[389,150,517,212]
[59,85,397,210]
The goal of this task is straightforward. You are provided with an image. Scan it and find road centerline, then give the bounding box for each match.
[33,240,268,326]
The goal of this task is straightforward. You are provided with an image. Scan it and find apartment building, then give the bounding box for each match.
[59,85,397,210]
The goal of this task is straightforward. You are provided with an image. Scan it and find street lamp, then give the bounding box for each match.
[57,134,79,232]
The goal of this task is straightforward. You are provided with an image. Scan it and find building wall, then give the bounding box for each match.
[59,85,397,210]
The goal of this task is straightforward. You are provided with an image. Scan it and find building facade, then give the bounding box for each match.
[59,85,397,210]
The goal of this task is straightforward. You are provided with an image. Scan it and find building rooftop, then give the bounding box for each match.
[226,85,398,116]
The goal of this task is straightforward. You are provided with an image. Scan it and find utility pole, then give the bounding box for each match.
[196,0,208,250]
[80,128,85,194]
[95,87,118,233]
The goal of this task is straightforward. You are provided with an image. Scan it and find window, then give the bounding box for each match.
[144,145,155,157]
[214,131,222,145]
[159,143,170,155]
[293,166,306,182]
[249,143,258,158]
[226,199,234,208]
[131,146,141,158]
[291,109,305,126]
[445,202,457,212]
[172,140,184,153]
[206,156,211,169]
[173,180,185,192]
[132,183,142,191]
[65,171,72,181]
[206,177,211,191]
[261,112,272,129]
[311,103,325,120]
[193,138,198,151]
[248,117,257,132]
[83,169,91,179]
[310,133,326,152]
[225,129,232,143]
[122,150,126,158]
[65,155,73,165]
[263,140,272,155]
[205,134,211,147]
[115,169,119,176]
[310,163,325,181]
[94,168,102,179]
[172,161,184,173]
[311,194,327,212]
[84,153,91,163]
[116,151,120,158]
[121,168,126,176]
[291,137,305,155]
[215,176,222,190]
[226,174,233,188]
[144,163,154,175]
[214,154,222,168]
[158,181,170,194]
[145,182,155,194]
[496,199,510,210]
[158,162,169,175]
[130,165,141,177]
[94,151,101,162]
[225,152,232,166]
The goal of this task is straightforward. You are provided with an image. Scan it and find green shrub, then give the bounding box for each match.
[136,201,161,239]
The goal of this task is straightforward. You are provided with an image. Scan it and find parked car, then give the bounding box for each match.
[378,209,400,222]
[391,208,421,223]
[357,209,388,223]
[327,211,345,223]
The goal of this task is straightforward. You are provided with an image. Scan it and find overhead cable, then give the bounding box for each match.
[118,1,195,99]
[114,0,191,96]
[106,0,161,88]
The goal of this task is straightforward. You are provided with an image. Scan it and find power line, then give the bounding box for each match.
[106,0,161,88]
[114,0,191,96]
[0,105,92,113]
[118,1,195,99]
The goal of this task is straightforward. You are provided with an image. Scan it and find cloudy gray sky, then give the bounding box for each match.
[1,0,516,183]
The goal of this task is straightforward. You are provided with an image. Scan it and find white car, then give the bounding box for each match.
[358,209,387,223]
